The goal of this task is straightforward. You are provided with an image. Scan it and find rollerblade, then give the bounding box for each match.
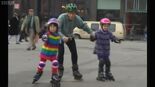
[50,74,61,87]
[72,64,83,80]
[105,72,115,81]
[58,65,64,80]
[104,60,115,81]
[32,72,43,84]
[96,72,105,81]
[96,60,105,81]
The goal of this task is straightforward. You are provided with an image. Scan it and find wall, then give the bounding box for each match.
[97,0,120,9]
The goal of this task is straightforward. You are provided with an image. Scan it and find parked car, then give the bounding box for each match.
[73,21,126,40]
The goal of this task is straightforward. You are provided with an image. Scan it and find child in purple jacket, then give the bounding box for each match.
[90,18,121,81]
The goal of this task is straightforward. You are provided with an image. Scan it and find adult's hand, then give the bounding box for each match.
[63,36,69,43]
[90,32,96,42]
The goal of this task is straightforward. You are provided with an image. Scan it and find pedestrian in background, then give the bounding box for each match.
[90,18,121,81]
[32,18,61,84]
[19,13,28,42]
[144,25,147,41]
[8,12,20,44]
[129,25,135,40]
[21,8,40,50]
[57,3,93,80]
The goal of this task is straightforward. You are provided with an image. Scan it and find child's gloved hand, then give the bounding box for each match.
[42,34,48,41]
[90,32,96,42]
[115,39,121,44]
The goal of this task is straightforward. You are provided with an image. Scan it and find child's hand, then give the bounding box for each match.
[115,39,121,44]
[42,34,48,41]
[118,40,121,44]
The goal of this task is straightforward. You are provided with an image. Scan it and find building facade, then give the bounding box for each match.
[8,0,97,27]
[8,0,147,38]
[121,0,147,36]
[96,0,121,21]
[97,0,147,36]
[38,0,97,27]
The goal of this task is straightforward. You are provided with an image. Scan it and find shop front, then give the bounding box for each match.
[123,0,147,40]
[97,0,121,21]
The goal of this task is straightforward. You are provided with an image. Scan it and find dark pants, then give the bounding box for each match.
[58,38,78,66]
[97,54,111,73]
[19,31,28,41]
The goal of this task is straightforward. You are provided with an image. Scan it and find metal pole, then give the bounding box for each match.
[124,0,127,24]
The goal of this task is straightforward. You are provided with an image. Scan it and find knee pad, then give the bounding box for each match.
[38,61,46,68]
[52,60,59,68]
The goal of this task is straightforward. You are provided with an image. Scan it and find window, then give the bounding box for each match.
[97,9,120,21]
[109,24,116,32]
[126,0,134,10]
[91,23,99,31]
[139,0,147,10]
[126,0,147,12]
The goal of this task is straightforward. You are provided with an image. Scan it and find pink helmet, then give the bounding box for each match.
[100,18,111,24]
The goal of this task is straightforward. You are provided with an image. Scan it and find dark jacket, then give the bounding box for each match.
[8,16,20,35]
[94,29,118,57]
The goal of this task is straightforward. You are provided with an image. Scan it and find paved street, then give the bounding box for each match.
[9,39,147,87]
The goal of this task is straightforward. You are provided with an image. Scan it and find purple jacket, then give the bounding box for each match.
[94,29,117,57]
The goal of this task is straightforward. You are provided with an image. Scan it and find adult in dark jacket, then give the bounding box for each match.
[8,12,20,44]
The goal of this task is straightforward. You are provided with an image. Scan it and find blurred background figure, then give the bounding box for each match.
[144,25,147,41]
[21,8,40,50]
[8,12,20,44]
[19,13,28,42]
[129,25,135,41]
